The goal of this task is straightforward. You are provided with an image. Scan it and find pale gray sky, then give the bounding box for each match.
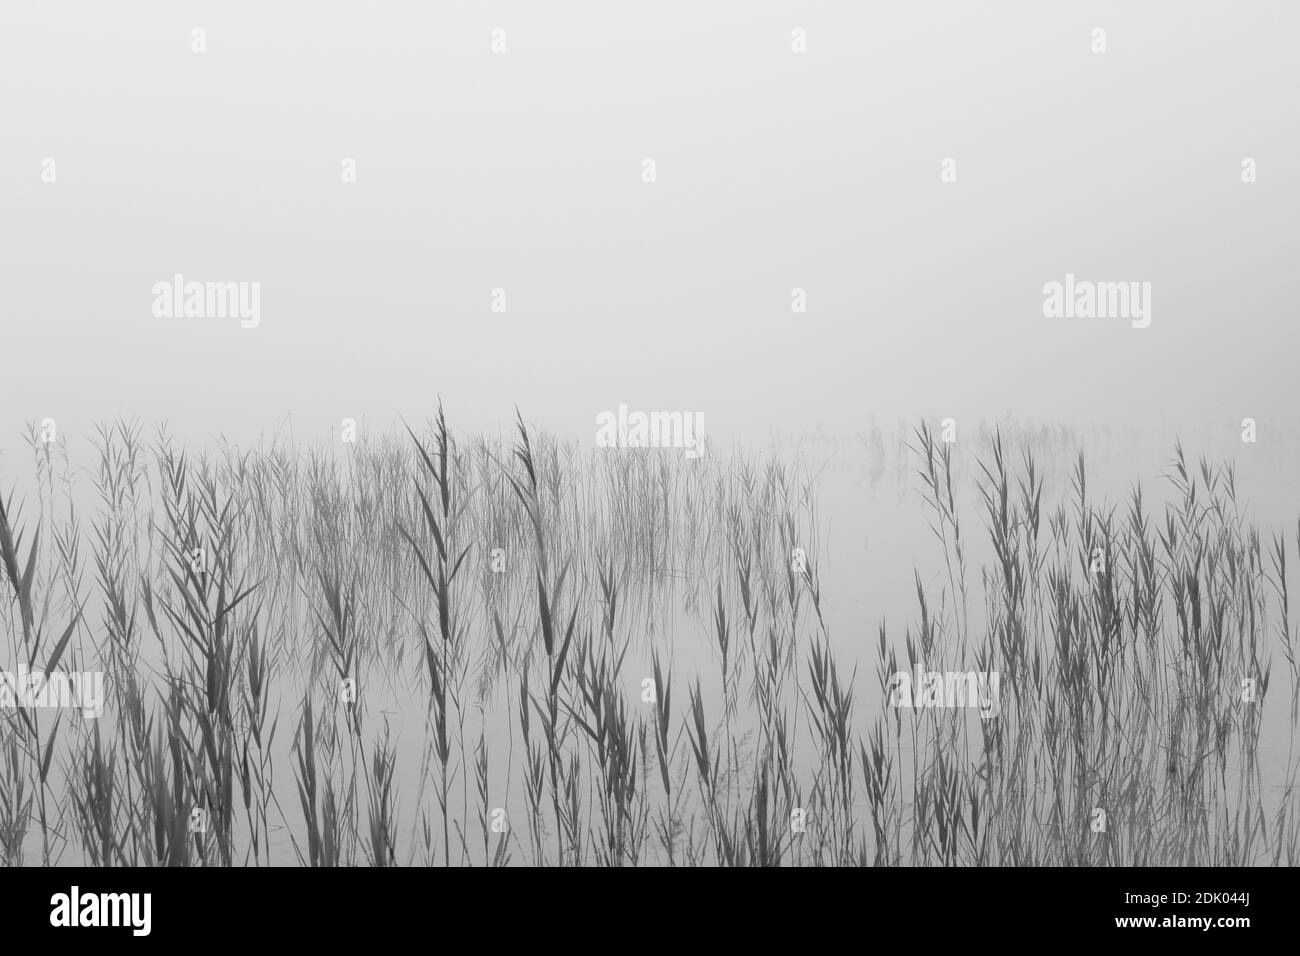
[2,1,1296,449]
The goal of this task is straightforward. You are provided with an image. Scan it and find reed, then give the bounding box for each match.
[0,409,1296,866]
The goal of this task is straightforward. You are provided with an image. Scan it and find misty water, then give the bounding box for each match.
[3,415,1297,865]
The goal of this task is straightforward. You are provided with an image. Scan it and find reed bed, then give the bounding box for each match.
[0,409,1297,866]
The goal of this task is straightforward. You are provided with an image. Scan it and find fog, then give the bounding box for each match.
[2,1,1296,453]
